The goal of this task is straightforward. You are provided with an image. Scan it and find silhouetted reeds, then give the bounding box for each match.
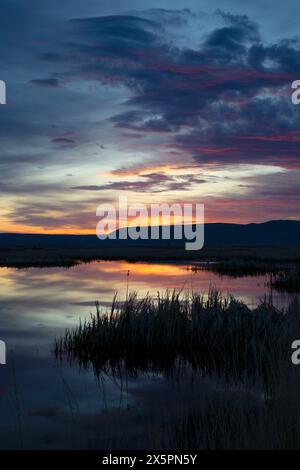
[190,259,279,277]
[272,267,300,293]
[191,260,300,293]
[168,379,300,450]
[55,290,300,388]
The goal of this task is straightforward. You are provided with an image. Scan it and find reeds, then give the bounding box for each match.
[54,289,300,388]
[169,383,300,450]
[190,259,279,277]
[54,289,300,449]
[272,267,300,293]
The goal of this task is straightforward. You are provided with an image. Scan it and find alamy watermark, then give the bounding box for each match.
[0,340,6,365]
[291,340,300,365]
[291,80,300,105]
[96,197,204,251]
[0,80,6,105]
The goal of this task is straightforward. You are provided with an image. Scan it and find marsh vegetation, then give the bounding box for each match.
[55,289,300,449]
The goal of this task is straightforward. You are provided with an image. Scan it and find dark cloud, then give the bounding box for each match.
[29,78,62,88]
[51,137,76,145]
[35,9,300,170]
[72,171,206,193]
[203,11,260,60]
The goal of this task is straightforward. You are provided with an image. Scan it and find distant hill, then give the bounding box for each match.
[205,220,300,245]
[0,220,299,248]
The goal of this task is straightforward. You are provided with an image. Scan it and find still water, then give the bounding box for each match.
[0,260,292,449]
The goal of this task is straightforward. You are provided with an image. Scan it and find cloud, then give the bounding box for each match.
[34,9,299,171]
[29,78,62,88]
[72,170,206,193]
[1,4,300,229]
[51,137,76,145]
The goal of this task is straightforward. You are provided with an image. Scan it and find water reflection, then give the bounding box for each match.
[0,260,294,449]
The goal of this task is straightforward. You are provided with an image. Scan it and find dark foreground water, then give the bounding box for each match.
[0,260,294,449]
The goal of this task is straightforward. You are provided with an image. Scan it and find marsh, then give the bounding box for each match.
[0,259,298,449]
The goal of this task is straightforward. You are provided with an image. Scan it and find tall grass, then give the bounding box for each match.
[190,259,280,277]
[54,289,300,449]
[272,267,300,293]
[167,381,300,450]
[54,289,300,389]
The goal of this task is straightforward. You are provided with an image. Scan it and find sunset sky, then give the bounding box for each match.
[1,0,300,234]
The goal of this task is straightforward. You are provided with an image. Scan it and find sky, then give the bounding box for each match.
[0,0,300,233]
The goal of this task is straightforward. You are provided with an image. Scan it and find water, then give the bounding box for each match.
[0,260,293,449]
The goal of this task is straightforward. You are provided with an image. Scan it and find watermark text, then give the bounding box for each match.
[291,80,300,105]
[0,340,6,365]
[96,197,204,251]
[0,80,6,105]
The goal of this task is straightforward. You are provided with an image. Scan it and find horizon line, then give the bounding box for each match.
[1,219,299,237]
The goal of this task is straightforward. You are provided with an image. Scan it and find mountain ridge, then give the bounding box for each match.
[0,220,299,247]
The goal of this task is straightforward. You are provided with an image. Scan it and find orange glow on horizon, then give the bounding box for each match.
[0,222,95,235]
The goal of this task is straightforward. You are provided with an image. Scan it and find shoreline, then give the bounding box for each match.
[0,244,300,268]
